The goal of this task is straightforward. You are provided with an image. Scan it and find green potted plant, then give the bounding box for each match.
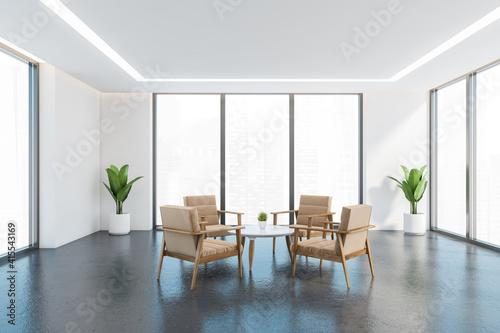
[103,164,143,235]
[388,165,428,235]
[257,211,268,230]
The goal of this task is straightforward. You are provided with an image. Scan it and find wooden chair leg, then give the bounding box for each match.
[292,230,299,277]
[292,251,297,277]
[285,236,292,261]
[238,250,243,278]
[299,237,303,242]
[341,257,350,289]
[236,230,243,278]
[157,236,166,280]
[320,259,323,268]
[273,237,276,253]
[366,236,375,277]
[191,258,201,290]
[204,263,207,269]
[336,233,350,288]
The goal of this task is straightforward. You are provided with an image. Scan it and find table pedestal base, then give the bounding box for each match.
[246,236,292,271]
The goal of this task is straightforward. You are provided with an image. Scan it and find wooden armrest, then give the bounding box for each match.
[202,226,245,235]
[289,225,332,233]
[289,225,375,234]
[198,222,209,225]
[156,226,200,235]
[306,213,336,228]
[339,225,375,234]
[218,210,244,215]
[306,212,336,218]
[157,225,245,235]
[319,221,340,225]
[270,210,298,215]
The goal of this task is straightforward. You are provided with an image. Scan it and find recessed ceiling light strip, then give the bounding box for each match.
[40,0,143,81]
[142,78,393,83]
[390,6,500,81]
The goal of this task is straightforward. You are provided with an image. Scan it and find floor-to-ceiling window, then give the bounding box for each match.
[225,95,289,224]
[155,93,361,226]
[431,60,500,248]
[294,94,360,216]
[433,79,467,236]
[155,94,220,223]
[0,46,38,255]
[476,64,500,246]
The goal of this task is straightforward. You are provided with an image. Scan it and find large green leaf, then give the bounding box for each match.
[418,165,427,179]
[103,182,117,203]
[117,184,132,202]
[387,176,403,186]
[109,165,119,174]
[408,169,420,191]
[401,165,410,182]
[126,176,144,187]
[106,168,122,195]
[415,180,428,202]
[118,164,129,187]
[414,179,426,201]
[401,181,415,203]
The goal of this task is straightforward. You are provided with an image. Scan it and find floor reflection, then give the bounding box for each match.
[1,230,499,332]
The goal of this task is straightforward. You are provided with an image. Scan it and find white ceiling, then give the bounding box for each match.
[1,0,500,92]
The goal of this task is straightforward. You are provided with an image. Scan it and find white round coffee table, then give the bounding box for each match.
[228,225,293,271]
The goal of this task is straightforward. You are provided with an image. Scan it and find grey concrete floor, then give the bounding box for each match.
[1,230,499,333]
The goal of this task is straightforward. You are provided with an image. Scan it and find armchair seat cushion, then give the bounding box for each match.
[205,224,235,237]
[292,238,338,256]
[202,239,238,257]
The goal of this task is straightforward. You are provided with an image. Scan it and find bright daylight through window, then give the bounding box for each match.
[432,59,500,248]
[225,95,289,225]
[476,64,500,246]
[155,94,220,224]
[155,94,361,226]
[0,48,36,255]
[295,95,360,216]
[435,79,467,236]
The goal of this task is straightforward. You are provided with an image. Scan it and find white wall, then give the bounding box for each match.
[39,63,101,248]
[364,92,429,230]
[100,93,153,231]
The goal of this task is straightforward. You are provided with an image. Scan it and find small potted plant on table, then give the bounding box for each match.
[258,211,268,230]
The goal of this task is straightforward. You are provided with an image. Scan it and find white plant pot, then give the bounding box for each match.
[258,221,267,230]
[404,213,426,235]
[109,213,130,236]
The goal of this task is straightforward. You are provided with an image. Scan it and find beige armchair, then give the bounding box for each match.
[290,204,374,288]
[157,205,244,290]
[184,195,243,238]
[271,195,335,253]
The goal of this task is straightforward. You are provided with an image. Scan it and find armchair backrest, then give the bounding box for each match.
[160,205,200,257]
[297,195,332,227]
[337,204,372,255]
[184,195,219,225]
